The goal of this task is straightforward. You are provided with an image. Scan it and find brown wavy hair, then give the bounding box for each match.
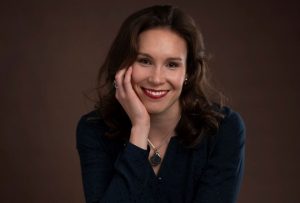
[95,5,225,148]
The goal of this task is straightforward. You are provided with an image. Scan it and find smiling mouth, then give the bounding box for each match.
[142,88,169,99]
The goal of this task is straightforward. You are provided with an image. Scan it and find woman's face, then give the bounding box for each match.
[131,28,187,116]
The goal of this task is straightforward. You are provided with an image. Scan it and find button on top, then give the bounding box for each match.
[158,176,163,181]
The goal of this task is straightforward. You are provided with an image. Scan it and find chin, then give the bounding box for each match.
[143,102,176,116]
[145,107,165,115]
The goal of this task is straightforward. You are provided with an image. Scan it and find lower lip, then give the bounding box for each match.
[142,88,168,99]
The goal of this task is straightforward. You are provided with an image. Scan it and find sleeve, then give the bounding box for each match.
[76,115,152,203]
[193,110,246,203]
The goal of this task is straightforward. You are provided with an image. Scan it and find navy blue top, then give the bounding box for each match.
[76,107,245,203]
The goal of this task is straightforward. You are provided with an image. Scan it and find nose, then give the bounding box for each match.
[148,66,165,85]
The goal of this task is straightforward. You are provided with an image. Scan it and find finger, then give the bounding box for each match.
[115,68,126,98]
[123,66,134,93]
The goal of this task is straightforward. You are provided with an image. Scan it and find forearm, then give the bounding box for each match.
[79,142,152,203]
[129,125,150,150]
[101,143,151,202]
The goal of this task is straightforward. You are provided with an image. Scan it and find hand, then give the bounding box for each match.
[115,67,150,148]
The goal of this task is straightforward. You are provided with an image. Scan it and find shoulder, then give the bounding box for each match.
[77,110,108,134]
[76,110,109,149]
[219,106,245,137]
[77,110,106,129]
[207,106,246,155]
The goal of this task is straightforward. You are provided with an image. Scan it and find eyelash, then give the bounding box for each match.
[137,58,152,65]
[167,62,179,68]
[137,57,180,69]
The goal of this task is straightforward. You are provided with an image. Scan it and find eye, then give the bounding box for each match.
[137,58,152,66]
[167,62,179,69]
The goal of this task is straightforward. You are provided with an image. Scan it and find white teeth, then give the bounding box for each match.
[145,89,167,96]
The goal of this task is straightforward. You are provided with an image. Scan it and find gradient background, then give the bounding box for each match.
[1,0,299,202]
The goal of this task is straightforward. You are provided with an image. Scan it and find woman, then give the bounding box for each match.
[77,5,245,203]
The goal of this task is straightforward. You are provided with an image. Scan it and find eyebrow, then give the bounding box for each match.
[137,52,183,61]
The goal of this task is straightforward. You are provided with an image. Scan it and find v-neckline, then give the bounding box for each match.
[149,136,176,178]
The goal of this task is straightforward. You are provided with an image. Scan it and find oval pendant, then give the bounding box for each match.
[150,152,161,166]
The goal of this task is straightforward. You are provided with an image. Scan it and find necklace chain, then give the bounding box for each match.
[147,133,171,152]
[147,116,181,166]
[147,116,181,152]
[147,133,173,167]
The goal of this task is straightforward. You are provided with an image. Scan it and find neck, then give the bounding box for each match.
[148,105,181,142]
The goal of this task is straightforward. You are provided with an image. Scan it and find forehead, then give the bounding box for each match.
[137,28,187,59]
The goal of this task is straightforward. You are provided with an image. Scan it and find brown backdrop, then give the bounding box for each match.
[1,0,299,202]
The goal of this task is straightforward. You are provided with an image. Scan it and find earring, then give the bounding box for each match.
[184,76,188,85]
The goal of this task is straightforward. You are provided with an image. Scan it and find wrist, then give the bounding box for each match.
[129,125,150,150]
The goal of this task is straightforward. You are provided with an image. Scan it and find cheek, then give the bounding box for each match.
[131,64,148,83]
[131,65,144,88]
[173,72,186,88]
[177,78,185,89]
